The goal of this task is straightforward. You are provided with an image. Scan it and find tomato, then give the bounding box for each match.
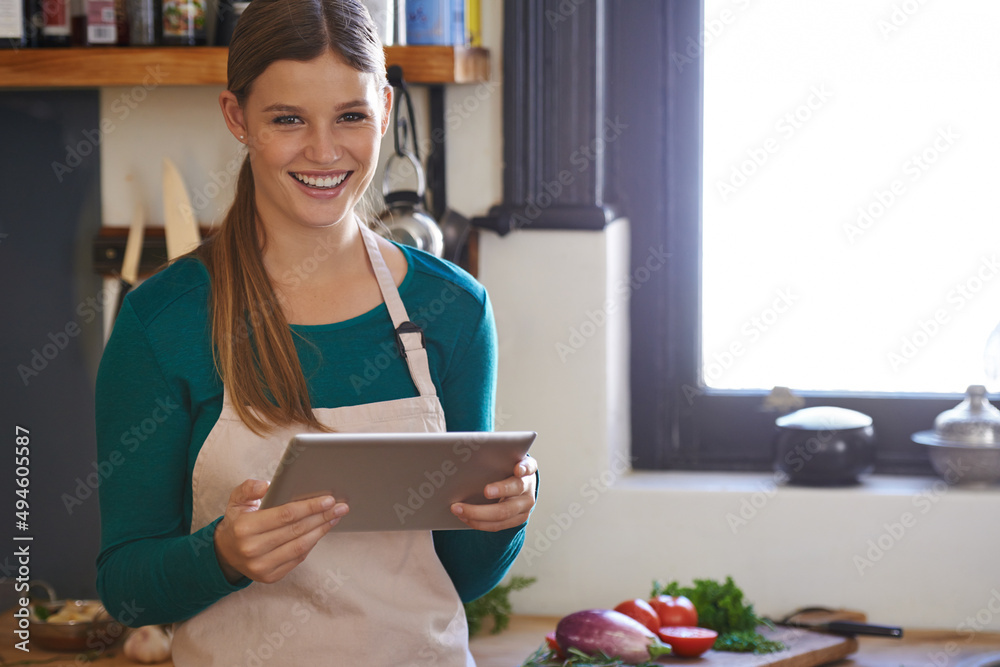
[648,595,698,627]
[613,598,661,634]
[545,631,564,658]
[657,626,718,657]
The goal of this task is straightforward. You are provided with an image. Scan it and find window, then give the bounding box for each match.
[620,1,982,473]
[702,0,1000,395]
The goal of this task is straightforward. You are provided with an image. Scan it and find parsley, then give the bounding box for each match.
[651,576,785,654]
[465,576,536,636]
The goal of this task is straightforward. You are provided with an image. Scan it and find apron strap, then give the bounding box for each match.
[359,220,438,398]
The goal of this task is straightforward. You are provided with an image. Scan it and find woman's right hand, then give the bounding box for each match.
[213,479,349,584]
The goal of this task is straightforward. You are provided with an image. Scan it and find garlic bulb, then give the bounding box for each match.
[123,624,172,664]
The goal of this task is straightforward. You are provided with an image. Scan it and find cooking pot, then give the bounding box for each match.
[377,151,443,257]
[773,406,876,486]
[912,385,1000,485]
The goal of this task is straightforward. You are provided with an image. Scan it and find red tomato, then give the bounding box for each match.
[545,631,564,658]
[657,626,718,657]
[648,595,698,627]
[613,598,661,633]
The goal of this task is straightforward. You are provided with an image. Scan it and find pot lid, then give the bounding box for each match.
[775,406,873,430]
[927,385,1000,447]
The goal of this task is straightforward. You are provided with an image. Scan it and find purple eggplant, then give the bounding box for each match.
[555,609,672,663]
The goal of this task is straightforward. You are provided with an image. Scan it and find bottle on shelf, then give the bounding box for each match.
[213,0,245,46]
[1,0,42,48]
[127,0,156,44]
[85,0,117,44]
[161,0,204,45]
[114,0,128,43]
[42,0,72,45]
[405,0,464,46]
[70,0,85,45]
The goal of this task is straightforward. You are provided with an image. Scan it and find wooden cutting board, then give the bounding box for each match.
[654,626,858,667]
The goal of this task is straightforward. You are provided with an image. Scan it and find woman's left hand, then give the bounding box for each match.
[451,455,537,532]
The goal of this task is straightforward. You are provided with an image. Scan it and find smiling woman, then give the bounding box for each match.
[93,0,537,664]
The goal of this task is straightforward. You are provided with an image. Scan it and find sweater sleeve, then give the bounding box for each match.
[432,292,530,603]
[94,300,249,625]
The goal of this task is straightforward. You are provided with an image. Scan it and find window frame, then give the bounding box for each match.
[614,0,957,475]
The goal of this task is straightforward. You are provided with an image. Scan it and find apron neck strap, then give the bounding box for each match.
[358,219,438,399]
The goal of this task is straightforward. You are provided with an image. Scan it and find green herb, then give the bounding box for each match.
[712,630,787,654]
[31,603,51,622]
[519,643,662,667]
[651,576,785,654]
[465,575,536,636]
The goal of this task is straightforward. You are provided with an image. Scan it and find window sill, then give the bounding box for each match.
[615,469,1000,497]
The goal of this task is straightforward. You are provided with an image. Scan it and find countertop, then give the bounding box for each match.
[3,614,1000,666]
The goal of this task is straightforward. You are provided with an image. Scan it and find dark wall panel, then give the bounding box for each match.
[1,90,104,603]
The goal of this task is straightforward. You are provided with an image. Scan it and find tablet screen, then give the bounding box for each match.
[259,431,536,532]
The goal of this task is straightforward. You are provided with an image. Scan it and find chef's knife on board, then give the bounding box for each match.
[777,620,903,638]
[113,201,145,321]
[162,157,201,260]
[772,608,903,638]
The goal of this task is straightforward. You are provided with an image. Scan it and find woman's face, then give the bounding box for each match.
[232,50,391,237]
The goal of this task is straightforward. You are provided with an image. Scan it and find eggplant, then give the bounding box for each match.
[555,609,672,663]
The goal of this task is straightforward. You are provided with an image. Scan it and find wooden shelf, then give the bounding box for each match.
[0,45,489,88]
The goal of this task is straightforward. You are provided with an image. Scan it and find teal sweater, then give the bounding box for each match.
[95,244,524,626]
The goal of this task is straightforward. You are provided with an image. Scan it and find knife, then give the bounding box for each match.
[777,619,903,638]
[162,157,201,260]
[114,201,146,321]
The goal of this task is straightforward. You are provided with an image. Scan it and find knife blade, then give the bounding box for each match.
[114,201,145,321]
[162,157,201,260]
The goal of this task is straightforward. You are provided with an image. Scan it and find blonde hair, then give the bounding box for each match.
[198,0,387,434]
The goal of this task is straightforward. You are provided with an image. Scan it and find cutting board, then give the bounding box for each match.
[654,626,858,667]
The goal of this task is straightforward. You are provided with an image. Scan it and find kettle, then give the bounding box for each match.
[377,150,444,257]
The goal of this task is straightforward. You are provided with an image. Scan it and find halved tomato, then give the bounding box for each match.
[657,626,718,657]
[648,595,698,627]
[613,598,661,634]
[545,631,564,658]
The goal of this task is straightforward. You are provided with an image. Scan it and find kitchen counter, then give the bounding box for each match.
[3,614,999,666]
[469,617,1000,667]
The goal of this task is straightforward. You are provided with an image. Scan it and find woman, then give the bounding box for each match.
[94,0,536,663]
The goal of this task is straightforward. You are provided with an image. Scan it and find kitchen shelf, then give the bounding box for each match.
[0,45,490,88]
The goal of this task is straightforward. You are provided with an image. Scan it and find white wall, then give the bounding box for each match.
[98,0,1000,631]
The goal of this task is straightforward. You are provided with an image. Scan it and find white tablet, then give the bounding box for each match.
[259,431,537,532]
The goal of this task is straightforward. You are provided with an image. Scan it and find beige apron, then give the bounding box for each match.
[171,224,475,666]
